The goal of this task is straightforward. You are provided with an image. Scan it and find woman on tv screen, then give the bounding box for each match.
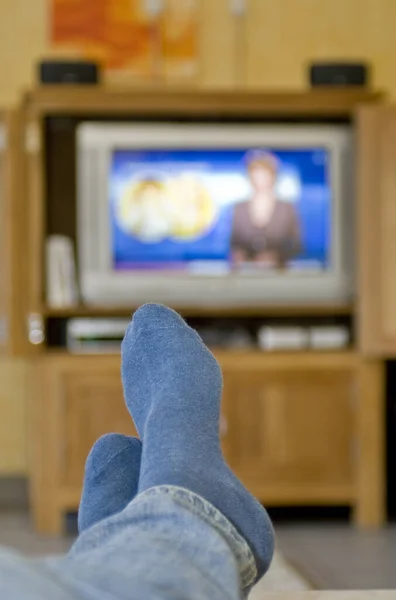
[231,151,302,268]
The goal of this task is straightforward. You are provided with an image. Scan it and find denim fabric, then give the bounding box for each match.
[0,486,257,600]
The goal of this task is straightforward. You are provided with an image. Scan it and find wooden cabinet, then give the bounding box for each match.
[358,106,396,356]
[16,88,386,534]
[221,353,356,504]
[28,351,384,534]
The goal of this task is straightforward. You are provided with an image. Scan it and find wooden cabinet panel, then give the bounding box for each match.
[221,356,356,500]
[357,106,396,355]
[29,356,139,532]
[31,357,136,493]
[61,372,136,487]
[29,352,385,533]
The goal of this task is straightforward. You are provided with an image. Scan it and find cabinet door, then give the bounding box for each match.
[221,355,356,503]
[357,106,396,355]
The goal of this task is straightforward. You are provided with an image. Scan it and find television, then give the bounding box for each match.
[77,122,353,307]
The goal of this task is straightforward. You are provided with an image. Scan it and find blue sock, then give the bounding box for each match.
[121,304,274,582]
[78,433,142,533]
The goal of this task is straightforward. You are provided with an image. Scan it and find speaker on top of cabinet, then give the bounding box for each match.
[309,62,369,87]
[38,60,100,85]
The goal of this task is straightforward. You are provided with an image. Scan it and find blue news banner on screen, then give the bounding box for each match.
[108,147,332,272]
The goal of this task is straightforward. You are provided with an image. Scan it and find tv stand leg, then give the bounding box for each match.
[27,360,64,535]
[354,359,386,528]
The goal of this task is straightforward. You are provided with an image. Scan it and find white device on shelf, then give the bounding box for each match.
[66,318,130,354]
[309,326,349,349]
[258,326,309,351]
[46,236,79,308]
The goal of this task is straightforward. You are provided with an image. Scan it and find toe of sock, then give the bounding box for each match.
[128,304,187,336]
[84,433,142,476]
[79,434,142,533]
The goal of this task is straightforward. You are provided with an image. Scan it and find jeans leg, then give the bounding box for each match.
[0,487,257,600]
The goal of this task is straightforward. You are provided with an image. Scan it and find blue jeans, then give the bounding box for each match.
[0,486,258,599]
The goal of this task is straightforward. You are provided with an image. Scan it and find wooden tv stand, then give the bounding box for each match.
[0,87,391,534]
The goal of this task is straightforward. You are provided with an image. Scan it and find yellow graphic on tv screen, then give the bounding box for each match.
[166,175,217,240]
[118,180,173,242]
[117,175,217,243]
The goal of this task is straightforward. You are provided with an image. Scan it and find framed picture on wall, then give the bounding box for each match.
[49,0,199,82]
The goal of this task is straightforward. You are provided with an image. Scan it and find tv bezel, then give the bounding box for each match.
[77,122,353,308]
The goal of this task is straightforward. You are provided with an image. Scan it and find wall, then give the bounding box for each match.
[244,0,396,92]
[1,1,396,105]
[1,0,396,474]
[0,0,47,106]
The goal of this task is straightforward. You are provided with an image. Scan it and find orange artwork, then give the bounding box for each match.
[161,0,199,80]
[50,0,199,80]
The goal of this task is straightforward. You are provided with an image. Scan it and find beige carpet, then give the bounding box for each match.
[250,551,312,597]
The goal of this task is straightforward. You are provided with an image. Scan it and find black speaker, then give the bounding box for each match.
[38,60,100,85]
[309,62,369,87]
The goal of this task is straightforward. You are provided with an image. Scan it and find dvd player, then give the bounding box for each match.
[67,318,130,353]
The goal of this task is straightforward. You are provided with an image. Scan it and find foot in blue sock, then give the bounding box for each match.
[78,433,142,533]
[121,304,274,582]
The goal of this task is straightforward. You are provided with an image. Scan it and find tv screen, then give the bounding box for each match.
[77,122,352,307]
[110,147,331,274]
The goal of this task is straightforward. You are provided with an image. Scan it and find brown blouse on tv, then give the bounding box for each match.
[230,200,303,267]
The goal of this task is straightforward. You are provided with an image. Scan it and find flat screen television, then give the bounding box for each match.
[77,122,353,307]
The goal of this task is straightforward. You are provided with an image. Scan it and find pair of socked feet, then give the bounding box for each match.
[78,304,274,586]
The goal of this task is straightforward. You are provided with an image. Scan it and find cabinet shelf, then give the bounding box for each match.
[26,87,383,118]
[45,348,358,365]
[43,303,354,319]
